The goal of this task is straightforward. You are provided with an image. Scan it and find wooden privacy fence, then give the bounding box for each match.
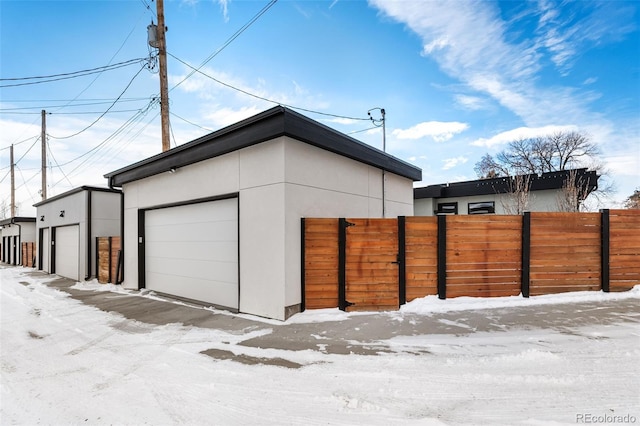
[21,242,36,267]
[96,236,122,284]
[301,210,640,312]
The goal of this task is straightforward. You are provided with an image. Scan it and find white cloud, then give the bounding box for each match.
[471,124,578,148]
[203,105,264,128]
[392,121,469,142]
[454,94,488,111]
[368,0,631,129]
[583,77,598,85]
[218,0,230,23]
[442,156,468,170]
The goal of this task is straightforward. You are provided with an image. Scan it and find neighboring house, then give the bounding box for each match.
[33,186,122,281]
[414,169,599,216]
[0,217,36,266]
[104,106,421,320]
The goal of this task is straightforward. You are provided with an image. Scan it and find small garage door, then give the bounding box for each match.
[41,228,50,273]
[55,225,80,281]
[144,198,239,309]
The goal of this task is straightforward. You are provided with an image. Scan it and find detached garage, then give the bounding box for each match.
[105,106,421,320]
[34,186,122,281]
[0,217,36,266]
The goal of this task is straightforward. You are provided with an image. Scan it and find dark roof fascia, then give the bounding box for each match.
[33,185,122,207]
[104,106,422,187]
[0,216,36,226]
[414,169,598,199]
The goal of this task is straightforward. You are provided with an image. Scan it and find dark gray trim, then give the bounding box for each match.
[137,210,145,290]
[338,218,348,311]
[521,212,531,298]
[33,186,121,207]
[50,227,56,274]
[398,216,406,306]
[85,190,92,280]
[415,168,599,200]
[300,218,306,312]
[0,217,36,226]
[105,106,421,187]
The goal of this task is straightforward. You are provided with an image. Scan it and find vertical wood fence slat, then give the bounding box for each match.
[97,236,122,284]
[405,216,438,301]
[303,219,339,310]
[20,242,35,267]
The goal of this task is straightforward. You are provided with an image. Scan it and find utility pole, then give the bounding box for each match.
[368,108,386,217]
[41,110,47,200]
[10,144,15,217]
[156,0,171,152]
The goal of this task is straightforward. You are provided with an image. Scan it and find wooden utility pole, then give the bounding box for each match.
[41,110,47,200]
[10,144,15,217]
[156,0,171,152]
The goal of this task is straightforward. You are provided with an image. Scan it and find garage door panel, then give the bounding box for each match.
[146,240,237,263]
[146,257,237,283]
[55,225,79,281]
[146,272,238,308]
[146,221,237,243]
[145,198,239,309]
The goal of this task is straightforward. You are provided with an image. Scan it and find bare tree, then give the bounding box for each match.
[623,188,640,209]
[475,131,603,176]
[555,169,593,212]
[501,174,533,215]
[475,131,611,206]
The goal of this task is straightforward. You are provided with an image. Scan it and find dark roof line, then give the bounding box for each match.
[104,106,422,187]
[414,168,599,199]
[0,216,36,226]
[33,185,122,207]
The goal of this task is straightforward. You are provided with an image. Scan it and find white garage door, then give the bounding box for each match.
[145,198,239,309]
[55,225,80,281]
[41,228,50,273]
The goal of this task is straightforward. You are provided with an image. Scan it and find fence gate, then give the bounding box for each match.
[344,218,399,311]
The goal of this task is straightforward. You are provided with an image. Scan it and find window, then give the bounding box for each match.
[468,201,495,215]
[436,202,458,215]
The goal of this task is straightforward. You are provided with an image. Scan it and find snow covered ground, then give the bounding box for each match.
[1,266,639,425]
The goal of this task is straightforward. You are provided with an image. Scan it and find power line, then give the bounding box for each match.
[170,0,278,92]
[0,57,149,88]
[0,135,39,151]
[48,65,148,140]
[170,111,213,132]
[169,52,369,122]
[47,142,74,187]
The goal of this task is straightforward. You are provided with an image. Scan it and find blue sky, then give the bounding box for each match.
[1,0,638,216]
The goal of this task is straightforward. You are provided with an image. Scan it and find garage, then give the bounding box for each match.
[143,197,239,310]
[54,225,80,281]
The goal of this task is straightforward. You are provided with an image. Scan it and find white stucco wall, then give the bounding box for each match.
[414,188,568,216]
[121,136,415,320]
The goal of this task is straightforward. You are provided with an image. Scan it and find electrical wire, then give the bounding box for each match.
[48,65,148,140]
[170,111,213,132]
[170,0,278,92]
[169,53,370,122]
[47,142,73,187]
[0,58,148,88]
[0,135,39,151]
